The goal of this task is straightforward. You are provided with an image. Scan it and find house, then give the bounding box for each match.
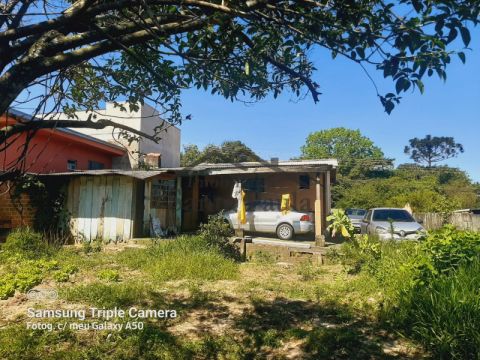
[0,109,126,173]
[40,159,337,243]
[0,109,128,236]
[50,102,181,169]
[0,106,182,237]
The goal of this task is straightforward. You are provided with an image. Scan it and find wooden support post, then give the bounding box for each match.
[325,170,331,216]
[239,237,247,261]
[315,172,325,247]
[175,177,182,233]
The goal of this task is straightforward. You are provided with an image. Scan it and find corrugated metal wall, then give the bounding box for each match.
[66,176,138,242]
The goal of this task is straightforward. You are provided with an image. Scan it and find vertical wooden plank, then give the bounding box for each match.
[110,176,120,241]
[78,177,89,241]
[97,176,107,240]
[71,177,80,239]
[103,176,113,241]
[130,179,137,239]
[176,177,182,232]
[89,176,100,241]
[122,177,133,240]
[115,176,126,241]
[85,177,94,241]
[143,179,152,236]
[66,179,74,236]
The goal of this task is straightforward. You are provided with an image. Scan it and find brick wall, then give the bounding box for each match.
[0,182,35,232]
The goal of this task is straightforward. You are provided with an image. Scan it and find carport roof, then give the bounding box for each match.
[39,159,338,179]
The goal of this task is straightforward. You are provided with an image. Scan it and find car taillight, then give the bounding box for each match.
[300,215,310,222]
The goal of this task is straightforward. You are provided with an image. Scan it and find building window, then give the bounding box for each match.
[88,160,104,170]
[243,178,265,193]
[151,180,176,209]
[299,175,310,190]
[67,160,77,171]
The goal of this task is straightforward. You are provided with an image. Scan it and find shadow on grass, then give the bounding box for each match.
[234,297,407,359]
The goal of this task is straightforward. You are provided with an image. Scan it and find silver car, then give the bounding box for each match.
[345,208,367,233]
[223,200,313,240]
[360,208,426,240]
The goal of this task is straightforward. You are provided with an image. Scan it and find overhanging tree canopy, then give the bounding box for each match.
[0,0,478,177]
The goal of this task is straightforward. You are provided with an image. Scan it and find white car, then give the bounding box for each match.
[223,200,313,240]
[360,208,426,240]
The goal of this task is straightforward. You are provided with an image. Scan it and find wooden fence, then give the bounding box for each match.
[415,213,480,231]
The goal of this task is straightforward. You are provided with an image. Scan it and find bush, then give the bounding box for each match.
[338,235,382,274]
[405,259,480,359]
[53,271,70,282]
[98,269,120,282]
[348,227,480,357]
[2,228,49,257]
[0,253,76,298]
[198,213,239,260]
[418,225,480,279]
[326,209,354,240]
[82,238,103,254]
[0,283,15,299]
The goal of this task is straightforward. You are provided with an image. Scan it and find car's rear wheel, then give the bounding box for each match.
[276,223,294,240]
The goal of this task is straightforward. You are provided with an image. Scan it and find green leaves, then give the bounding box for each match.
[395,77,411,94]
[181,141,261,166]
[460,27,471,47]
[300,127,386,177]
[327,209,354,239]
[3,0,479,134]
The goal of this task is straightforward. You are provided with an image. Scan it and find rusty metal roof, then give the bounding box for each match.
[39,159,338,179]
[38,169,172,179]
[184,159,338,170]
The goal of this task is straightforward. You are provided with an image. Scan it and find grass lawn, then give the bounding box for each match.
[0,235,426,360]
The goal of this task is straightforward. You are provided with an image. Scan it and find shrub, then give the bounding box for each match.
[0,254,74,298]
[52,263,78,282]
[405,259,480,359]
[82,238,103,254]
[198,213,239,260]
[326,209,354,239]
[338,235,382,274]
[351,227,480,357]
[98,269,120,282]
[2,228,49,257]
[418,225,480,279]
[0,283,15,299]
[53,271,70,282]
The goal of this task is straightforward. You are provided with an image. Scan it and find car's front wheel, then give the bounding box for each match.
[276,223,294,240]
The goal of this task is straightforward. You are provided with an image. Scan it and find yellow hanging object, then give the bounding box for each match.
[281,194,291,214]
[341,225,350,237]
[238,190,247,225]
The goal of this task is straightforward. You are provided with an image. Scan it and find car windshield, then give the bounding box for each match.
[372,209,415,222]
[346,209,366,216]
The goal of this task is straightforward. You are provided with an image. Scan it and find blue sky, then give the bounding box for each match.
[179,35,480,182]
